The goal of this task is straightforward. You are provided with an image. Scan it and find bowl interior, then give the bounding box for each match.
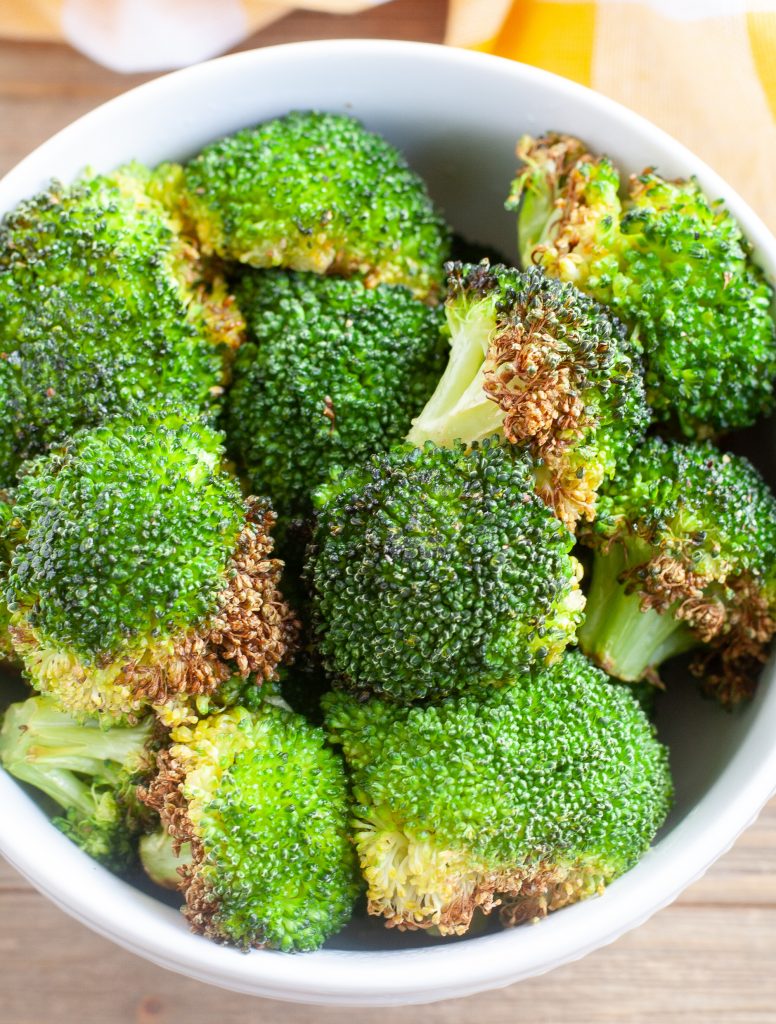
[1,40,775,1003]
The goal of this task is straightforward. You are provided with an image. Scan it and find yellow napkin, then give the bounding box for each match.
[447,0,776,231]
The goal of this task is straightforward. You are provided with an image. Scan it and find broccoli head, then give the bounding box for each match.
[0,165,243,485]
[407,261,649,530]
[4,406,299,723]
[308,441,585,702]
[226,269,446,531]
[508,133,776,438]
[324,650,672,936]
[139,702,359,952]
[578,437,776,704]
[0,694,156,869]
[178,111,451,300]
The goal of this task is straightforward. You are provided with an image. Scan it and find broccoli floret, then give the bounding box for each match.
[308,441,585,702]
[0,166,243,485]
[179,111,451,300]
[226,270,446,531]
[508,134,776,438]
[323,650,672,936]
[139,702,359,952]
[507,134,622,287]
[407,261,649,530]
[0,694,155,869]
[578,437,776,705]
[4,406,298,723]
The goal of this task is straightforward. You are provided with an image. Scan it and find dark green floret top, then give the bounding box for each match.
[180,111,451,299]
[227,269,447,530]
[509,134,776,438]
[308,440,585,702]
[140,702,360,952]
[323,650,672,934]
[0,166,234,485]
[5,406,243,658]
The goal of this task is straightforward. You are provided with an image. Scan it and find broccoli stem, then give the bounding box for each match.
[406,312,502,448]
[578,543,699,681]
[139,829,191,890]
[0,696,152,817]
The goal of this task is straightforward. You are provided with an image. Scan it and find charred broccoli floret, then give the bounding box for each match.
[508,134,776,438]
[0,166,243,484]
[139,702,359,951]
[227,270,446,531]
[578,437,776,704]
[308,441,585,702]
[407,261,649,529]
[324,650,672,936]
[177,111,451,300]
[4,406,298,723]
[0,694,155,869]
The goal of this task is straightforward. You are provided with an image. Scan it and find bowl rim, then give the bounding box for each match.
[1,37,776,1007]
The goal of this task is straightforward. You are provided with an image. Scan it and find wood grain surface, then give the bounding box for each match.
[1,2,775,1021]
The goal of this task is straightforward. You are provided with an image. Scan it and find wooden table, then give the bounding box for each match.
[1,3,775,1021]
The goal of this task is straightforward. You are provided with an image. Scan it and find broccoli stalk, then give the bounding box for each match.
[578,541,698,682]
[139,829,191,890]
[407,262,648,530]
[0,695,155,869]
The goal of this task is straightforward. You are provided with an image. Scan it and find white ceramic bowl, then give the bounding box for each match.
[1,38,775,1007]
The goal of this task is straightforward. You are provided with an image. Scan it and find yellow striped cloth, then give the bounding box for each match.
[447,0,776,232]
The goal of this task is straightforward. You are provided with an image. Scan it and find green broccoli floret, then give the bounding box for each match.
[226,270,446,532]
[0,166,244,485]
[508,133,776,438]
[407,261,649,530]
[323,650,672,936]
[178,111,451,300]
[139,702,360,952]
[308,441,585,702]
[578,437,776,705]
[4,406,298,723]
[0,694,155,869]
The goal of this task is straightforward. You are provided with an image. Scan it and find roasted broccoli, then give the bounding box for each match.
[508,133,776,438]
[0,166,243,485]
[407,261,649,529]
[308,440,584,702]
[227,270,446,531]
[324,650,672,936]
[578,437,776,704]
[176,111,451,300]
[0,694,156,869]
[4,406,298,723]
[139,702,359,952]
